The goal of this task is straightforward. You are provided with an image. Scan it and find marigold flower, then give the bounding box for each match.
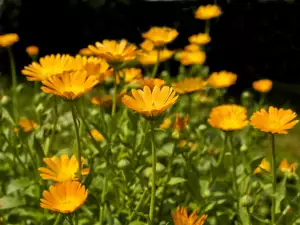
[0,33,19,47]
[139,49,174,65]
[140,39,154,52]
[177,50,206,65]
[79,48,93,56]
[160,118,172,129]
[208,104,248,131]
[252,79,273,93]
[172,206,208,225]
[207,71,237,88]
[140,78,166,90]
[142,26,178,46]
[122,85,178,118]
[22,54,81,81]
[16,119,38,133]
[26,45,39,56]
[40,181,88,213]
[88,39,139,63]
[90,91,126,108]
[253,159,271,174]
[184,44,200,52]
[195,4,222,20]
[250,106,299,134]
[90,129,105,142]
[172,78,207,94]
[116,68,143,84]
[280,159,297,174]
[39,154,90,182]
[189,33,211,45]
[41,70,99,100]
[174,113,188,132]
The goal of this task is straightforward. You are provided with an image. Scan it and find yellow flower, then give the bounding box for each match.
[16,119,38,133]
[79,48,93,56]
[139,49,174,65]
[0,33,19,47]
[160,118,172,129]
[253,159,271,174]
[207,71,237,88]
[22,54,81,81]
[178,51,206,65]
[140,78,166,89]
[188,33,211,45]
[250,106,299,134]
[116,68,143,84]
[26,45,39,56]
[184,44,200,52]
[280,159,297,174]
[90,129,105,142]
[39,154,90,182]
[174,113,188,132]
[122,85,178,118]
[140,39,154,52]
[195,4,222,20]
[88,39,139,63]
[41,70,99,100]
[172,78,207,94]
[142,26,178,46]
[90,90,126,108]
[208,104,248,131]
[252,79,273,93]
[172,206,208,225]
[40,181,88,213]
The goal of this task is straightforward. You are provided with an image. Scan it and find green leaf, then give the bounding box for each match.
[168,177,187,185]
[7,177,33,194]
[275,176,287,214]
[0,196,26,210]
[239,207,251,225]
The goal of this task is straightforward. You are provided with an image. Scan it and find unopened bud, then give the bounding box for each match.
[241,195,254,207]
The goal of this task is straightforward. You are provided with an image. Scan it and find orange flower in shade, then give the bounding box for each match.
[280,159,297,174]
[174,113,188,132]
[178,51,206,65]
[160,118,172,129]
[140,39,154,52]
[250,106,299,134]
[90,90,126,108]
[90,129,105,142]
[26,45,39,56]
[0,33,19,47]
[172,206,208,225]
[116,68,143,84]
[22,54,81,81]
[122,86,178,118]
[141,78,166,89]
[139,49,174,65]
[15,119,38,133]
[252,79,273,93]
[88,39,139,63]
[142,26,178,46]
[207,71,237,88]
[184,44,200,52]
[79,48,93,56]
[253,159,271,174]
[39,154,90,182]
[188,33,211,45]
[208,104,248,131]
[172,78,207,94]
[40,181,88,213]
[195,4,222,20]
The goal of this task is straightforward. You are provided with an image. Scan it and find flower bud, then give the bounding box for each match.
[117,159,130,169]
[240,195,254,207]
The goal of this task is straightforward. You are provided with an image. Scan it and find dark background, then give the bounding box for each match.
[1,0,300,106]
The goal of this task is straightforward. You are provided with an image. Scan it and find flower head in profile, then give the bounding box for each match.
[22,54,81,81]
[208,104,248,131]
[0,33,19,47]
[79,48,93,56]
[250,106,299,134]
[252,79,273,93]
[160,118,172,130]
[184,44,200,52]
[15,119,38,133]
[88,39,139,63]
[207,71,237,88]
[39,154,90,182]
[122,85,178,118]
[116,68,143,84]
[139,49,174,65]
[40,181,88,213]
[280,159,297,174]
[142,26,178,46]
[177,50,206,65]
[41,70,99,100]
[189,33,211,45]
[26,45,39,56]
[172,206,208,225]
[174,113,189,132]
[140,39,154,52]
[90,90,126,108]
[140,78,166,89]
[195,4,222,20]
[90,129,105,142]
[254,159,271,174]
[172,78,207,94]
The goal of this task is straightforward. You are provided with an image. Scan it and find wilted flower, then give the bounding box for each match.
[172,78,207,94]
[250,106,299,134]
[90,129,105,142]
[139,49,174,65]
[280,159,297,174]
[252,79,273,93]
[253,159,271,174]
[188,33,211,45]
[207,71,237,88]
[195,4,222,20]
[26,45,39,56]
[140,39,154,52]
[142,26,178,46]
[172,206,207,225]
[40,181,88,213]
[177,50,206,65]
[0,33,19,47]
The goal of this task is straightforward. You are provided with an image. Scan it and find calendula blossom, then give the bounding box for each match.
[172,78,207,94]
[252,79,273,93]
[178,50,206,65]
[15,119,38,133]
[139,49,174,65]
[142,26,178,46]
[250,106,299,134]
[140,39,154,52]
[184,44,200,52]
[280,159,297,174]
[160,118,172,130]
[207,71,237,88]
[0,33,19,47]
[172,206,208,225]
[174,113,188,132]
[195,4,222,20]
[26,45,39,56]
[122,85,178,118]
[188,33,211,45]
[208,104,248,131]
[116,68,143,84]
[39,154,90,182]
[90,90,126,108]
[140,78,166,90]
[253,159,271,174]
[40,181,88,213]
[79,48,93,56]
[90,129,105,142]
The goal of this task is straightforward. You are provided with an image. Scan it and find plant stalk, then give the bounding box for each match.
[271,134,276,225]
[151,50,160,78]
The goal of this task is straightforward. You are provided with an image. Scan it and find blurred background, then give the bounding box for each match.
[0,0,300,107]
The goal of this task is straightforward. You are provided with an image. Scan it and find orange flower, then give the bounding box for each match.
[184,44,200,52]
[160,118,172,129]
[140,39,154,52]
[90,129,105,142]
[177,51,206,65]
[0,33,19,47]
[172,78,207,94]
[174,113,188,132]
[90,91,126,108]
[79,48,93,56]
[280,159,297,174]
[142,26,178,46]
[139,49,174,65]
[26,45,39,56]
[116,68,143,84]
[140,78,166,90]
[16,119,38,133]
[207,71,237,88]
[250,106,299,134]
[188,33,211,45]
[195,4,222,20]
[254,159,271,174]
[252,79,273,93]
[172,206,207,225]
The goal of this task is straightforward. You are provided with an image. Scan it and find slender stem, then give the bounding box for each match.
[128,188,148,220]
[46,96,59,156]
[216,132,228,167]
[75,212,79,225]
[271,134,276,225]
[205,20,210,34]
[258,93,266,107]
[151,50,160,78]
[53,213,63,225]
[99,177,107,225]
[8,47,18,121]
[71,102,82,180]
[135,121,149,167]
[68,215,74,225]
[149,121,156,225]
[112,69,118,116]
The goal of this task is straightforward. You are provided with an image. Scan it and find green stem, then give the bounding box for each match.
[149,121,156,225]
[216,132,228,167]
[8,47,18,121]
[75,212,79,225]
[151,50,160,78]
[99,177,107,225]
[112,69,118,116]
[205,20,210,34]
[71,102,82,180]
[258,93,266,107]
[53,214,63,225]
[46,96,59,156]
[271,134,276,225]
[128,188,148,221]
[135,121,149,167]
[68,214,74,225]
